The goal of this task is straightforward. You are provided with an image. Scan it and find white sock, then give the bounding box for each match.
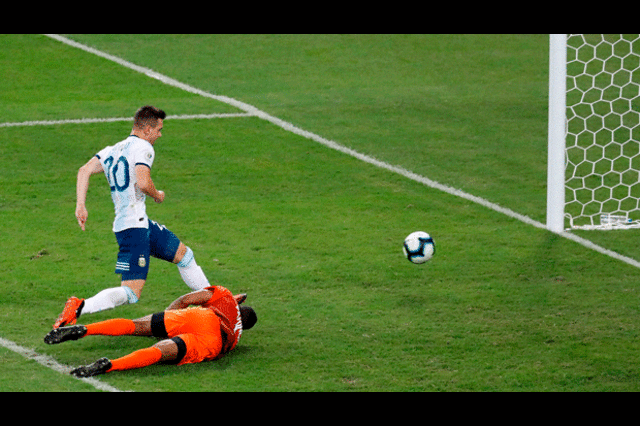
[81,287,138,315]
[177,247,210,290]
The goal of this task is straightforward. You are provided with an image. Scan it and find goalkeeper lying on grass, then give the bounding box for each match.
[45,285,257,377]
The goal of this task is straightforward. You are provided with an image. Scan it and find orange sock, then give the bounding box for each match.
[107,347,163,372]
[85,319,136,336]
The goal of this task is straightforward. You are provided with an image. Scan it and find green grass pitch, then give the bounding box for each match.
[1,34,640,391]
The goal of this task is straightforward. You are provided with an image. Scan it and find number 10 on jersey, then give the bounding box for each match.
[104,155,130,192]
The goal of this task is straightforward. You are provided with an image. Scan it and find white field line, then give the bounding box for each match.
[40,34,640,270]
[0,112,253,128]
[0,337,126,392]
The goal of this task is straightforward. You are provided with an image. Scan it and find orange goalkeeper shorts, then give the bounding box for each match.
[162,307,223,366]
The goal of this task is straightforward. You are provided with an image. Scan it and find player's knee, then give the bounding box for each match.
[172,242,188,264]
[154,338,181,363]
[177,246,194,268]
[122,285,140,304]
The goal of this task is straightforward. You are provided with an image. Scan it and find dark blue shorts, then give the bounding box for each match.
[114,219,181,281]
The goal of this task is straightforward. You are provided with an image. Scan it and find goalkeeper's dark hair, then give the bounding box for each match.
[133,105,166,129]
[240,306,257,330]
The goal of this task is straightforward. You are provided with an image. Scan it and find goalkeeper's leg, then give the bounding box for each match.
[71,339,179,377]
[45,314,155,344]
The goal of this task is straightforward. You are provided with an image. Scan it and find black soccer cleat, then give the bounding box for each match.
[70,357,112,378]
[44,325,88,345]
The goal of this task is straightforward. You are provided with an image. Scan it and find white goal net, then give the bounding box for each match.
[563,34,640,230]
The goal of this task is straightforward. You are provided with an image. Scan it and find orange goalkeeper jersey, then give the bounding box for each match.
[202,286,243,356]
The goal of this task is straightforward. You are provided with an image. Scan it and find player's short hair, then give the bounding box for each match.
[240,306,258,330]
[133,105,166,129]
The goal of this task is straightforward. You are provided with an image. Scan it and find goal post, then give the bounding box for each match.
[546,34,640,232]
[547,34,567,234]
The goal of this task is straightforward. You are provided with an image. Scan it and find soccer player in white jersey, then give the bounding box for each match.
[53,106,212,329]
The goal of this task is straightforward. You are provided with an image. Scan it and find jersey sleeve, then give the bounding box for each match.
[131,141,155,169]
[203,286,232,305]
[95,146,110,163]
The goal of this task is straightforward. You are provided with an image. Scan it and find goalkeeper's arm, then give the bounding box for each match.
[166,289,214,311]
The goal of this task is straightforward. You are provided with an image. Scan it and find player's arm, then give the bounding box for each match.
[76,156,104,231]
[135,164,164,203]
[166,289,214,311]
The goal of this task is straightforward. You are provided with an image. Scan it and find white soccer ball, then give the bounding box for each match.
[402,231,435,264]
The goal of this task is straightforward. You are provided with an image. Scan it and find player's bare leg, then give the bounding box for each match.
[172,242,187,264]
[122,278,145,300]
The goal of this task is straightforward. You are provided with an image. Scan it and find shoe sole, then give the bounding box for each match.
[44,326,87,345]
[70,357,111,377]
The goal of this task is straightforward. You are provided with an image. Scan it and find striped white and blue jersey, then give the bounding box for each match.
[95,135,155,232]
